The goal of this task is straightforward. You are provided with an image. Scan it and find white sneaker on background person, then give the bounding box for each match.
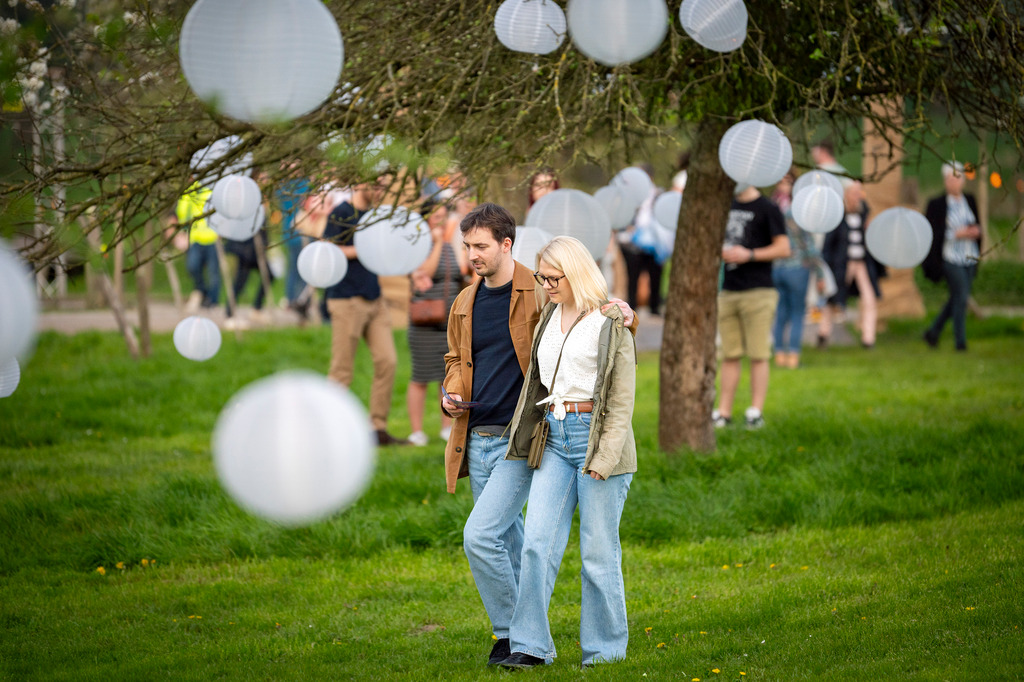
[408,430,429,447]
[185,290,202,314]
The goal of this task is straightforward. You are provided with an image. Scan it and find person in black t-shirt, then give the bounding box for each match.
[323,177,409,447]
[714,185,790,430]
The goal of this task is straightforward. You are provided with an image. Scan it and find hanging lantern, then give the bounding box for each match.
[494,0,567,55]
[212,371,376,526]
[610,166,655,216]
[0,241,38,366]
[653,191,683,231]
[865,207,933,268]
[594,185,638,230]
[297,240,349,288]
[179,0,344,124]
[567,0,669,67]
[211,175,261,220]
[792,169,845,200]
[208,203,265,242]
[512,226,554,268]
[718,120,793,187]
[525,188,612,261]
[791,185,844,234]
[190,136,253,187]
[354,206,432,276]
[0,358,19,398]
[173,316,222,362]
[679,0,748,53]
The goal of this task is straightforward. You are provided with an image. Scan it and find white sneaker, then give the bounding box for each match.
[744,407,765,429]
[439,425,452,442]
[408,430,429,447]
[223,316,250,331]
[185,290,203,314]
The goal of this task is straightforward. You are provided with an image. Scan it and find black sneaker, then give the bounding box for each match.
[375,430,409,446]
[500,652,545,669]
[711,410,732,428]
[487,638,511,666]
[923,330,939,348]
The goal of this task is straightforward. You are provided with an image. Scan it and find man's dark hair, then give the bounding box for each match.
[459,202,517,246]
[813,137,835,157]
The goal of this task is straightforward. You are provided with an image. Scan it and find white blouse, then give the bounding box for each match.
[536,305,605,420]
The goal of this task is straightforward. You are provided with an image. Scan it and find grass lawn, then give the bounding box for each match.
[1,307,1022,679]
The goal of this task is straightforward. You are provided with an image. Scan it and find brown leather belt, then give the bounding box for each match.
[549,401,594,413]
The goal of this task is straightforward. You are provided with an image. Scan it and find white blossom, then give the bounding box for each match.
[0,18,17,34]
[22,90,38,108]
[59,0,76,7]
[123,11,139,25]
[51,84,69,101]
[29,60,47,78]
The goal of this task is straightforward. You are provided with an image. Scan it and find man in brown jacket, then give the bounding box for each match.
[442,203,635,666]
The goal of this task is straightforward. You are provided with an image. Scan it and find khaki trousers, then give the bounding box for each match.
[327,297,397,431]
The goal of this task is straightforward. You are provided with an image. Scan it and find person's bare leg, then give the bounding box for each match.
[750,359,770,412]
[717,358,742,418]
[407,381,427,434]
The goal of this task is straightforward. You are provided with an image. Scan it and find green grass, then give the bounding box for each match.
[1,307,1023,679]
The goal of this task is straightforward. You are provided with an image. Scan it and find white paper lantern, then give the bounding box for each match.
[792,169,845,201]
[593,185,637,230]
[865,207,933,269]
[679,0,748,53]
[208,203,265,242]
[212,370,376,526]
[525,189,612,261]
[354,205,432,276]
[791,185,844,234]
[190,136,253,183]
[173,316,222,362]
[179,0,344,124]
[0,242,38,365]
[211,175,261,220]
[0,358,19,398]
[653,191,683,231]
[567,0,669,67]
[610,166,655,216]
[512,226,554,268]
[495,0,567,55]
[297,240,349,288]
[718,120,793,187]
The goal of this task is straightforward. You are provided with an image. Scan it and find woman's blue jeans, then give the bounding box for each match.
[185,243,220,305]
[509,411,632,664]
[772,264,810,353]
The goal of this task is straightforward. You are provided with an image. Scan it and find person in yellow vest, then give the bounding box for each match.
[176,181,221,312]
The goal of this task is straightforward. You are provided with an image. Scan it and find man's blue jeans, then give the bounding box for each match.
[185,242,220,305]
[772,264,810,353]
[509,412,632,664]
[928,261,976,349]
[463,431,532,639]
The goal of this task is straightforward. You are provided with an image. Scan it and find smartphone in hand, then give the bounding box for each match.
[442,385,481,410]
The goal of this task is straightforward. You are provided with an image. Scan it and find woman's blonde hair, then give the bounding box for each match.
[535,236,608,312]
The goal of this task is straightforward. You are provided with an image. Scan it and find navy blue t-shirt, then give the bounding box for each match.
[322,202,381,300]
[468,280,523,430]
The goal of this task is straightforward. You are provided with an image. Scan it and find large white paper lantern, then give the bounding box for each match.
[718,120,793,187]
[495,0,567,55]
[0,358,19,398]
[567,0,669,67]
[679,0,748,53]
[610,166,655,216]
[653,191,683,231]
[354,205,432,276]
[792,169,845,200]
[212,371,376,526]
[190,136,253,183]
[208,203,265,242]
[297,240,349,288]
[179,0,344,124]
[525,189,612,261]
[865,207,933,269]
[593,185,637,230]
[791,185,843,234]
[512,226,554,268]
[211,175,261,220]
[0,242,38,365]
[173,316,222,362]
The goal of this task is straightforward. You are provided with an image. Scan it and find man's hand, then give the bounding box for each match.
[722,245,752,264]
[442,391,466,418]
[588,471,605,480]
[601,298,635,327]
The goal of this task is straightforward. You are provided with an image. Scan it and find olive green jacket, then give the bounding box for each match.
[505,301,638,480]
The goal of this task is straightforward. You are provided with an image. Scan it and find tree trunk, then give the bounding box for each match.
[659,119,734,453]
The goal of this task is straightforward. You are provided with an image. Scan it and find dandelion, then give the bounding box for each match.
[770,563,777,569]
[657,642,666,648]
[141,558,149,567]
[699,631,707,635]
[95,566,106,575]
[965,607,975,611]
[115,561,125,570]
[735,563,742,568]
[712,669,720,673]
[722,565,729,570]
[492,634,498,641]
[645,627,653,634]
[801,565,809,570]
[740,673,746,676]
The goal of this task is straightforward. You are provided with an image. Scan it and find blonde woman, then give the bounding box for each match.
[499,236,637,669]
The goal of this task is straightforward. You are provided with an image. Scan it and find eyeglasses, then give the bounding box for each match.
[533,272,566,287]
